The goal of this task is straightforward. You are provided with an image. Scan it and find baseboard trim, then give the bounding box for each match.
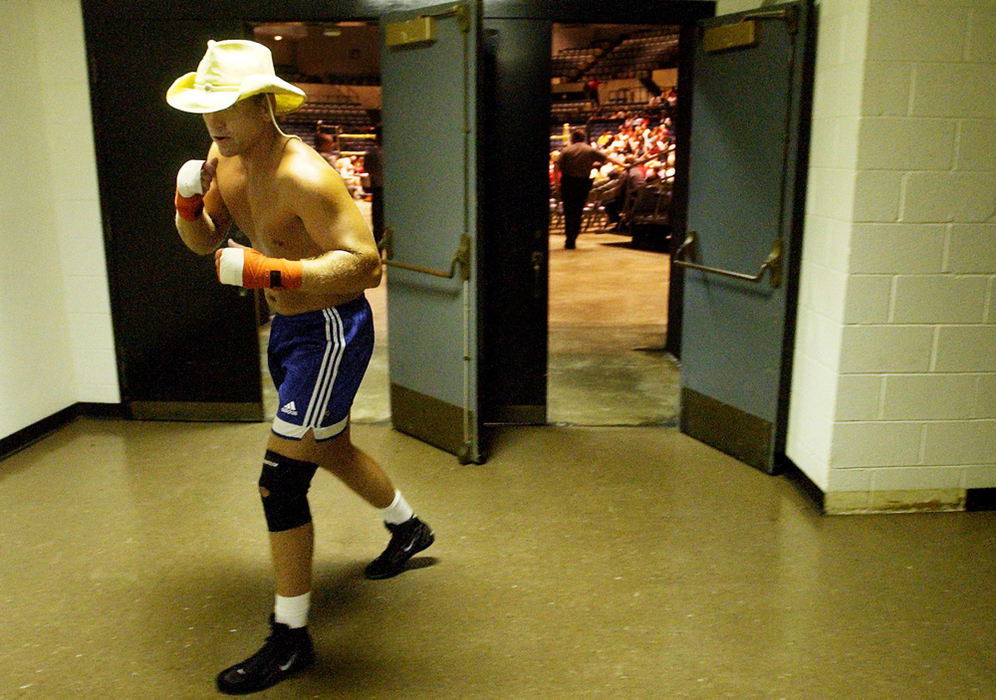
[776,460,996,515]
[129,401,263,422]
[0,403,126,462]
[824,489,966,515]
[78,402,129,419]
[487,404,546,425]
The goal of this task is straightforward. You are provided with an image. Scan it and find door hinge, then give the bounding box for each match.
[385,16,436,48]
[743,6,799,35]
[530,250,544,299]
[703,5,799,52]
[455,5,471,33]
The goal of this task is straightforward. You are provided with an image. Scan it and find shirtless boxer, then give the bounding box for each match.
[166,40,434,694]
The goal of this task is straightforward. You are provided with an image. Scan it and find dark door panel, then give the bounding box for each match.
[480,18,552,425]
[87,18,263,420]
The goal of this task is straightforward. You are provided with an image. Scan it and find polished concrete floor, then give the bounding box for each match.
[3,418,996,697]
[546,229,677,426]
[4,223,995,697]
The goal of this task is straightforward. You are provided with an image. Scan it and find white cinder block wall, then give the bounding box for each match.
[39,0,119,405]
[0,0,117,440]
[781,0,868,500]
[781,0,996,512]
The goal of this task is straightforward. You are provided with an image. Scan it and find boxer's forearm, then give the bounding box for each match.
[215,246,380,294]
[299,249,382,295]
[176,212,225,256]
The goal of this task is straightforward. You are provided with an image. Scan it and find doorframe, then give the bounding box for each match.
[774,0,818,465]
[477,2,716,431]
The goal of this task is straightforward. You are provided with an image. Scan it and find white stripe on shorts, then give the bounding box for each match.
[272,413,348,440]
[302,307,346,431]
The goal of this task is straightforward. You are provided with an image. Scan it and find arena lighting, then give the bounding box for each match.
[325,21,372,36]
[253,22,308,41]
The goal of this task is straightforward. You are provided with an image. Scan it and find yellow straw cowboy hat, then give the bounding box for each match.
[166,39,306,115]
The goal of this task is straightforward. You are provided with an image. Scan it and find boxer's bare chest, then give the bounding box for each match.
[217,165,315,260]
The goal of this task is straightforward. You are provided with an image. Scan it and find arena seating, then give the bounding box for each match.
[586,30,679,81]
[549,26,680,252]
[551,28,678,83]
[279,99,374,148]
[550,27,679,126]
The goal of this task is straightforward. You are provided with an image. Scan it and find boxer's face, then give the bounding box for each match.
[202,96,269,157]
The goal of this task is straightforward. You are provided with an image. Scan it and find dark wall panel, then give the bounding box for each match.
[86,16,262,414]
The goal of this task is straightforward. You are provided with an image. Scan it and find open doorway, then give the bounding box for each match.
[547,23,681,426]
[250,21,390,427]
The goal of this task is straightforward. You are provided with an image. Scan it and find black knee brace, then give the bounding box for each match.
[258,450,319,532]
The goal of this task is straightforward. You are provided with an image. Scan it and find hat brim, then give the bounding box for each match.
[166,72,306,115]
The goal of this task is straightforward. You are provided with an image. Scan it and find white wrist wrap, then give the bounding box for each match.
[217,248,245,287]
[176,159,206,197]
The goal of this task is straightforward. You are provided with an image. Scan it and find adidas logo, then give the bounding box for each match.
[280,401,299,416]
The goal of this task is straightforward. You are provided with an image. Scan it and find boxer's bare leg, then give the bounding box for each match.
[264,428,395,597]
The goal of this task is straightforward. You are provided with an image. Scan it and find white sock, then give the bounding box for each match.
[380,489,414,525]
[274,591,310,629]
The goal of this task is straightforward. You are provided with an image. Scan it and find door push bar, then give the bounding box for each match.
[377,224,477,464]
[379,227,471,282]
[673,230,783,288]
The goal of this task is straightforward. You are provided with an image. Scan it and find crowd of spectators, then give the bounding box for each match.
[549,93,677,250]
[315,130,371,200]
[550,107,677,192]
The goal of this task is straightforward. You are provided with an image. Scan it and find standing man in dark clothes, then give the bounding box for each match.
[554,129,624,249]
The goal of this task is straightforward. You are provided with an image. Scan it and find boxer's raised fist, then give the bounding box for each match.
[174,159,215,221]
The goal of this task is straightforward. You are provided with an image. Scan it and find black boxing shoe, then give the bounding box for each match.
[364,516,435,580]
[216,616,313,695]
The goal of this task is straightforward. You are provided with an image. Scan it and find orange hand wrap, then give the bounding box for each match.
[215,247,303,290]
[241,249,303,289]
[175,189,204,221]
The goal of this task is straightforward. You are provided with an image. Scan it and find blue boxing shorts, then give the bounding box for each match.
[268,295,374,441]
